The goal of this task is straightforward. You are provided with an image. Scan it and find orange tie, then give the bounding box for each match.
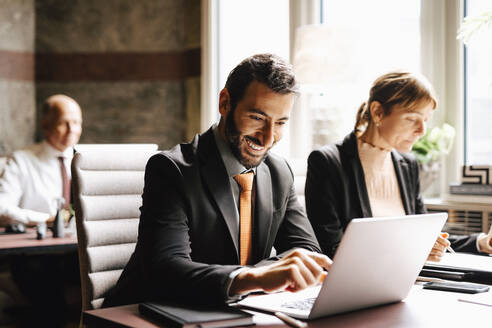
[234,172,254,266]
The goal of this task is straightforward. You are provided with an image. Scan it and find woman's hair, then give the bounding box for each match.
[354,71,437,132]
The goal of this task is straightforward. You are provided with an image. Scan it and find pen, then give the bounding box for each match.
[440,232,455,254]
[446,245,456,254]
[416,276,446,283]
[274,312,307,328]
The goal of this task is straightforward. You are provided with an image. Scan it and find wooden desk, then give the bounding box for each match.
[0,228,77,255]
[83,286,492,327]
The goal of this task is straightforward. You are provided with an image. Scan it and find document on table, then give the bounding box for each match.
[459,292,492,307]
[426,252,492,272]
[425,253,492,308]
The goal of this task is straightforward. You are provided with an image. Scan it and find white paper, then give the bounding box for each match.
[458,292,492,307]
[426,252,492,272]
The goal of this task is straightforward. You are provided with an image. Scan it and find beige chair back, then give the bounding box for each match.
[0,156,7,173]
[71,150,157,310]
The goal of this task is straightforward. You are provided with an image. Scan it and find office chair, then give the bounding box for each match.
[0,156,7,173]
[71,149,157,310]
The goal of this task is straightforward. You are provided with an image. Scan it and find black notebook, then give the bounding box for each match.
[139,302,254,328]
[422,263,492,285]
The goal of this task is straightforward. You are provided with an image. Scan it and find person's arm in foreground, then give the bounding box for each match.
[231,248,332,295]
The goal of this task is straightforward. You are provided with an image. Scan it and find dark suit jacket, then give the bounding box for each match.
[305,131,479,258]
[103,127,320,307]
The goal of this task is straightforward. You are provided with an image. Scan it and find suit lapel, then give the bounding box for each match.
[343,132,372,217]
[392,152,411,214]
[199,129,240,259]
[254,161,273,260]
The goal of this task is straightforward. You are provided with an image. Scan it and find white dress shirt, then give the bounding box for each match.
[0,141,73,224]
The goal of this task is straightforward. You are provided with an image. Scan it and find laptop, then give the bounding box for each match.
[238,213,448,319]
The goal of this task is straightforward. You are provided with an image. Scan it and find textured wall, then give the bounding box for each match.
[34,0,201,149]
[1,0,203,155]
[0,0,200,155]
[183,0,201,141]
[0,0,35,155]
[36,82,187,145]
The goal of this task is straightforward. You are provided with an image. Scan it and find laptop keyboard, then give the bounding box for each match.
[281,297,316,311]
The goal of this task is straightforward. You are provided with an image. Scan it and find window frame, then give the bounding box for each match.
[201,0,466,198]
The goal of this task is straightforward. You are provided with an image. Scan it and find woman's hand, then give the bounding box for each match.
[427,233,451,262]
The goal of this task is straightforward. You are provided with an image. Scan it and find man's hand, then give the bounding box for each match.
[230,248,332,296]
[427,233,450,262]
[478,225,492,254]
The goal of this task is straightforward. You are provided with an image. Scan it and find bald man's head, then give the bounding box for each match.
[42,95,82,152]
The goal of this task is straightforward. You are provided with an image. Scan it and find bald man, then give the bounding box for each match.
[0,95,82,228]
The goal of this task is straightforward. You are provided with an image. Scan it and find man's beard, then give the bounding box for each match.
[225,111,270,169]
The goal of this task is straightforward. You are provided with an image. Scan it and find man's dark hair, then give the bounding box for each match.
[224,53,297,110]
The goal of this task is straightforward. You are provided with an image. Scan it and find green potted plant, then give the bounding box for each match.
[411,123,456,192]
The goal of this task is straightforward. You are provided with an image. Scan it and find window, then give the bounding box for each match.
[464,0,492,164]
[203,1,448,172]
[291,0,421,159]
[202,0,483,197]
[217,1,290,94]
[216,0,291,157]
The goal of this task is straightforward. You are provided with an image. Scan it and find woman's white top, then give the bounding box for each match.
[357,138,405,217]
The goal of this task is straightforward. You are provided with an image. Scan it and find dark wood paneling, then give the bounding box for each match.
[35,48,200,82]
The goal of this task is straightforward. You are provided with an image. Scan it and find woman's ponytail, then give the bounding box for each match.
[354,101,370,132]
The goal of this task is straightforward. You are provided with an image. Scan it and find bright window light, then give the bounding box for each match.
[217,0,290,157]
[464,0,492,164]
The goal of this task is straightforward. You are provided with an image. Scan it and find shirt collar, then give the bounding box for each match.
[212,123,256,177]
[42,140,74,160]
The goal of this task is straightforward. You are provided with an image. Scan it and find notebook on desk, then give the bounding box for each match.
[423,252,492,284]
[238,213,448,320]
[139,302,254,328]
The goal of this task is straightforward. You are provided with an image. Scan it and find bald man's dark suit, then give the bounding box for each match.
[103,127,321,307]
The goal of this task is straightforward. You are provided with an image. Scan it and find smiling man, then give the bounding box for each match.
[104,54,331,307]
[221,81,290,168]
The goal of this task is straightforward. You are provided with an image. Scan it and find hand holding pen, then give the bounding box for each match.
[440,232,455,253]
[427,232,454,262]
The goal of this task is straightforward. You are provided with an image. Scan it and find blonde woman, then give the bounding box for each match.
[305,71,492,259]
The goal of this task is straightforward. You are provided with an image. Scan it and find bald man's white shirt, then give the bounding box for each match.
[0,141,73,224]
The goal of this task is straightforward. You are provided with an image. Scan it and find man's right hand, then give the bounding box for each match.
[478,224,492,254]
[230,248,332,296]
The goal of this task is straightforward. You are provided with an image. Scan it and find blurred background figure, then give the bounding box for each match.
[0,94,82,327]
[0,94,82,230]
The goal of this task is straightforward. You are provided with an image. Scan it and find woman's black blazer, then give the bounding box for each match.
[305,131,479,258]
